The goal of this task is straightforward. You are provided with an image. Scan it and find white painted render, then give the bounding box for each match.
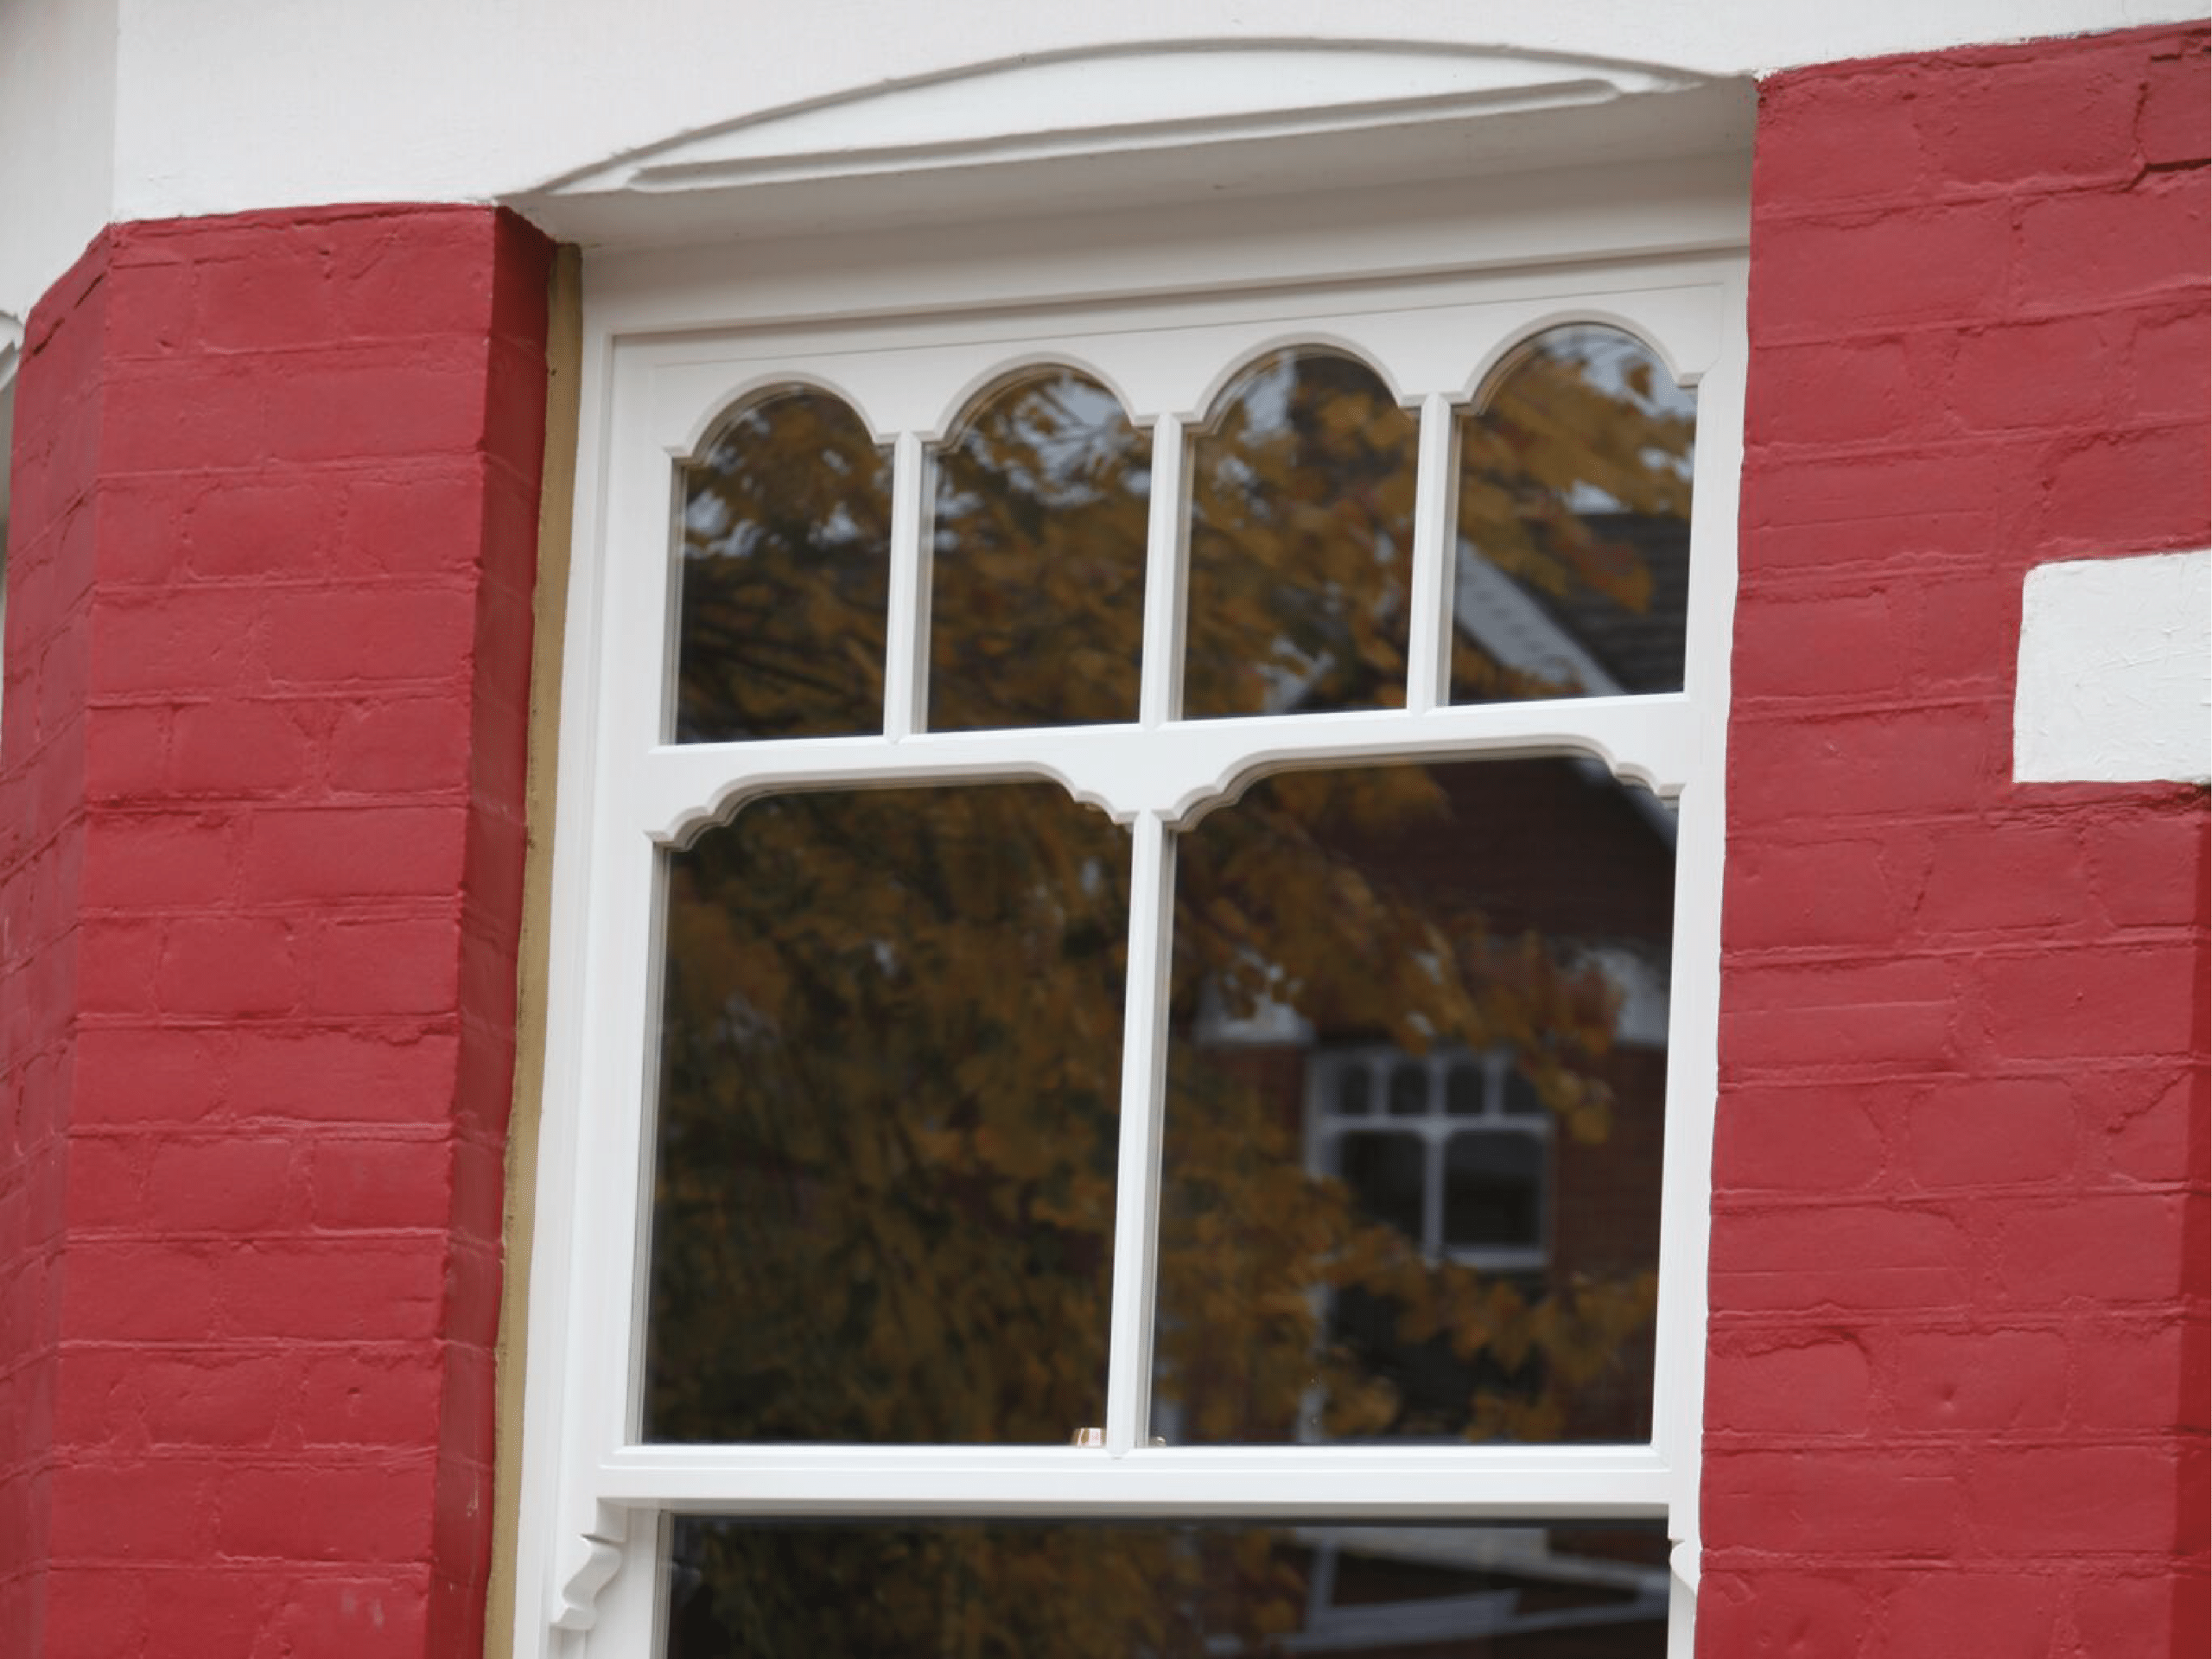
[0,0,2202,321]
[0,0,119,344]
[2015,550,2212,785]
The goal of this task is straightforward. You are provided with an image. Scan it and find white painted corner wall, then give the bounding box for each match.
[0,0,2205,321]
[2016,550,2212,785]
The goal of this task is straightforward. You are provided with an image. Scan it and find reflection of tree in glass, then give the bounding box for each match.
[1185,350,1417,718]
[1454,329,1697,703]
[650,334,1689,1651]
[931,369,1150,730]
[651,783,1128,1446]
[676,390,893,741]
[1159,761,1664,1449]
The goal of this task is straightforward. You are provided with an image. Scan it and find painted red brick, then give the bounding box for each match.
[1967,1445,2184,1554]
[1694,1570,1874,1659]
[1705,1448,1965,1554]
[1751,201,2016,335]
[1916,52,2144,187]
[0,205,549,1659]
[240,804,469,901]
[1973,941,2202,1061]
[1723,838,1903,950]
[1993,1193,2191,1305]
[1889,1328,2069,1433]
[1712,24,2209,1651]
[308,1137,455,1231]
[2039,423,2212,552]
[1705,1334,1872,1435]
[2139,34,2212,166]
[1717,1083,1888,1193]
[2014,169,2209,310]
[1905,1077,2076,1187]
[1885,1573,2062,1658]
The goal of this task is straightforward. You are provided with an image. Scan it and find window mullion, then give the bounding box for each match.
[1403,391,1458,715]
[882,429,931,739]
[1137,412,1189,728]
[1103,808,1176,1454]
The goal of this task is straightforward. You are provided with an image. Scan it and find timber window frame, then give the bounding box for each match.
[512,158,1746,1658]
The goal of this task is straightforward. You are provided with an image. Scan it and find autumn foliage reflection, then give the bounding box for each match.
[653,332,1693,1652]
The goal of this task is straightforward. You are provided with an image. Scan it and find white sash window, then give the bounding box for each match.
[513,50,1746,1657]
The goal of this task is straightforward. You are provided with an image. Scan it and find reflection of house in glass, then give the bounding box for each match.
[663,1517,1674,1656]
[1164,753,1675,1452]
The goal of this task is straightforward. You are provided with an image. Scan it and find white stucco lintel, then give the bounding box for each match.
[2015,550,2212,785]
[0,0,2203,325]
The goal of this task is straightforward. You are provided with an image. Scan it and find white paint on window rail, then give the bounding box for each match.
[2014,550,2212,785]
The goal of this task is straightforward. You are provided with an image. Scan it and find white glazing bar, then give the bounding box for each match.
[1404,392,1458,715]
[634,694,1702,845]
[882,429,930,740]
[1137,414,1190,728]
[594,1443,1675,1516]
[1103,810,1177,1454]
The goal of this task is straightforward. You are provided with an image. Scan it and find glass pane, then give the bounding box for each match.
[1444,1132,1546,1250]
[646,782,1130,1443]
[674,388,892,741]
[664,1518,1669,1658]
[1185,348,1415,719]
[1452,327,1694,704]
[1446,1060,1484,1116]
[1338,1132,1426,1236]
[930,368,1149,730]
[1387,1059,1428,1116]
[1503,1066,1545,1118]
[1158,759,1674,1446]
[1335,1065,1372,1117]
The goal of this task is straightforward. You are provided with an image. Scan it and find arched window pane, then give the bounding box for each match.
[1452,327,1694,704]
[674,388,892,741]
[929,368,1148,731]
[1155,758,1674,1447]
[645,782,1129,1445]
[1184,349,1416,719]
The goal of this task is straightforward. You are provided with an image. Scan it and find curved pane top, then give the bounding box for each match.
[1452,326,1694,704]
[1185,349,1416,719]
[930,368,1149,731]
[674,387,893,741]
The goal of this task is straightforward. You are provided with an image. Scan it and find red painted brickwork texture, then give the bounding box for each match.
[1708,22,2209,1656]
[0,207,550,1656]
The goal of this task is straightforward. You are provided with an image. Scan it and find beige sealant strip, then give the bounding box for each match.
[486,241,584,1659]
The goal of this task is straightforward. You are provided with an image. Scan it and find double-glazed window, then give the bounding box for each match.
[526,248,1740,1656]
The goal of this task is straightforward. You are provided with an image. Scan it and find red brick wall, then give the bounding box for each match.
[1706,23,2209,1655]
[0,207,550,1656]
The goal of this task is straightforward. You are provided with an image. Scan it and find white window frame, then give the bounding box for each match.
[1307,1043,1557,1276]
[512,124,1745,1659]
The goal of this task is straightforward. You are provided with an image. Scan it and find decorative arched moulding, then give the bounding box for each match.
[514,41,1751,245]
[641,281,1733,461]
[635,694,1700,849]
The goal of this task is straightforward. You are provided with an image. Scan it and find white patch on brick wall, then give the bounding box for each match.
[2015,550,2211,785]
